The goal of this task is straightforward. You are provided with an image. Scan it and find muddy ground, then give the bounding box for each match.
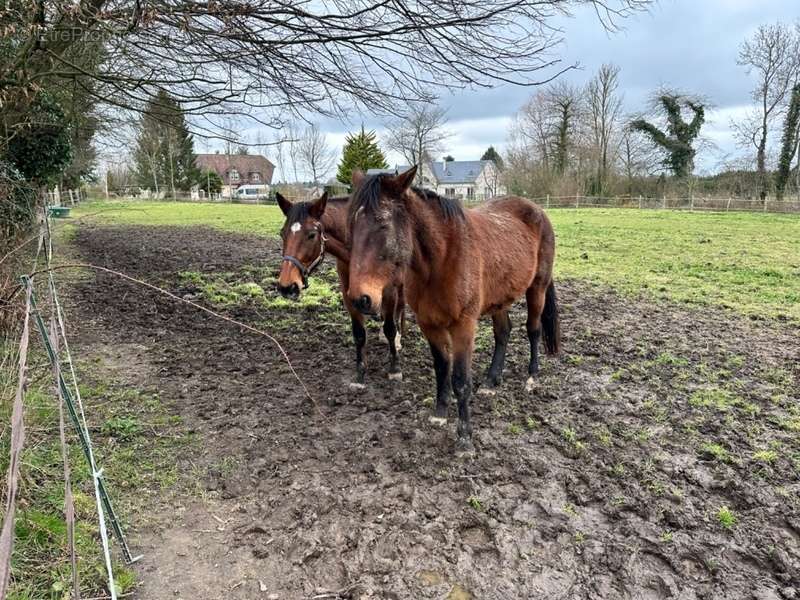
[63,224,799,600]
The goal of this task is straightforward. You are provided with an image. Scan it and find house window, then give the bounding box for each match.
[228,169,240,182]
[466,187,474,200]
[445,187,456,197]
[250,172,261,183]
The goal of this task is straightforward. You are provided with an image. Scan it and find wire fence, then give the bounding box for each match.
[462,194,800,214]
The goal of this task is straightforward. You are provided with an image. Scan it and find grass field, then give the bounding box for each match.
[73,200,800,321]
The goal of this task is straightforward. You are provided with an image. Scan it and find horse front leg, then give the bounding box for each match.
[420,324,452,426]
[450,319,477,456]
[380,287,402,381]
[337,261,367,390]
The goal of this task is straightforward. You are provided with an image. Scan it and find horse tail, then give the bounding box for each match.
[541,280,561,355]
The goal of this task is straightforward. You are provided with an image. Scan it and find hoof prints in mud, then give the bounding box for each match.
[71,225,799,599]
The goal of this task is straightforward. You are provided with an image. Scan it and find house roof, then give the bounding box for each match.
[196,154,275,183]
[367,160,492,184]
[431,160,491,184]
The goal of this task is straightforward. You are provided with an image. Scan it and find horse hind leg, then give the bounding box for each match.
[478,310,511,396]
[525,277,560,392]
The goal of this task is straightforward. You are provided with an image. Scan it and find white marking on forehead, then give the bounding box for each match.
[290,222,302,233]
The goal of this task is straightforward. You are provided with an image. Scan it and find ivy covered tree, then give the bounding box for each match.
[481,146,505,170]
[631,92,705,178]
[133,90,198,194]
[5,93,72,185]
[336,126,388,185]
[776,84,800,201]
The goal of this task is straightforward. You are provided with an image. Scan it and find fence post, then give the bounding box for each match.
[546,194,550,208]
[575,193,579,209]
[764,197,768,212]
[727,196,731,212]
[690,195,694,211]
[638,195,642,209]
[663,196,667,210]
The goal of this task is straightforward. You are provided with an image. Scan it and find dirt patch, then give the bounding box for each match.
[65,224,800,599]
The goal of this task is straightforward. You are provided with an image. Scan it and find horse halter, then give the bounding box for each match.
[281,221,326,288]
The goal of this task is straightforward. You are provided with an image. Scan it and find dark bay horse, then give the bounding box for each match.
[346,167,560,454]
[276,192,405,386]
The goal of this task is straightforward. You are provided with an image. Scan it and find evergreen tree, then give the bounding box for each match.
[480,146,504,170]
[630,93,704,178]
[197,169,223,195]
[444,155,455,162]
[336,126,388,185]
[776,84,800,201]
[133,90,197,194]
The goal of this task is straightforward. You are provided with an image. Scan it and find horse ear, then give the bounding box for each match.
[393,165,417,191]
[309,191,328,219]
[276,192,292,216]
[351,169,366,189]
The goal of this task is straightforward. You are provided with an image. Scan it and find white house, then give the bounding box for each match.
[368,159,506,202]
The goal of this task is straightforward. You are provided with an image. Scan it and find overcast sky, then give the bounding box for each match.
[236,0,800,181]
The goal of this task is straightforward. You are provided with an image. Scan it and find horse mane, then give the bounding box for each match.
[349,174,465,222]
[411,186,465,221]
[285,194,348,223]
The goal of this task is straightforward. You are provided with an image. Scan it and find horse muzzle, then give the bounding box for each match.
[278,282,301,300]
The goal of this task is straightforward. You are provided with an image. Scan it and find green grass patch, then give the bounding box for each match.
[179,267,340,311]
[717,505,737,530]
[72,200,285,237]
[699,442,731,463]
[689,388,738,411]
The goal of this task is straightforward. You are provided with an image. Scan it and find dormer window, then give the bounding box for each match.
[228,169,240,182]
[250,172,261,183]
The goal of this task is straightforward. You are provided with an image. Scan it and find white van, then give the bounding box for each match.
[235,184,269,201]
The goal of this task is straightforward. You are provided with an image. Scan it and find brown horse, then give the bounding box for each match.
[346,167,560,454]
[276,191,405,387]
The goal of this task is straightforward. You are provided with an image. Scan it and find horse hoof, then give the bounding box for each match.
[455,439,476,458]
[477,387,497,397]
[525,376,537,393]
[388,371,403,381]
[428,416,448,427]
[349,382,366,391]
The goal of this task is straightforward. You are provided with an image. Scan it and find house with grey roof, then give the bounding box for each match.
[368,159,505,202]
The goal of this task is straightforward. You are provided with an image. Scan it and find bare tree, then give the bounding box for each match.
[385,106,451,183]
[515,90,556,171]
[586,64,624,190]
[0,0,651,141]
[546,83,583,175]
[618,124,663,195]
[735,22,800,196]
[298,124,337,184]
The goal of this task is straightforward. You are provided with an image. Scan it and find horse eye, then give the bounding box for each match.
[307,231,317,240]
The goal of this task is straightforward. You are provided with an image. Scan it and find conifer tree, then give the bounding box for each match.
[133,90,197,194]
[336,126,388,185]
